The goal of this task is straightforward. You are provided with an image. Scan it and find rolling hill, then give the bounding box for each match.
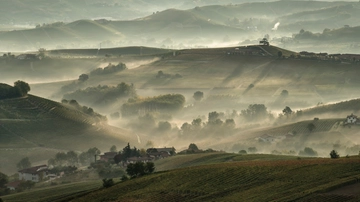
[70,156,360,202]
[0,94,138,175]
[1,1,360,52]
[3,153,360,202]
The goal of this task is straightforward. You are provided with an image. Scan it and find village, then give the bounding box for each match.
[4,146,177,192]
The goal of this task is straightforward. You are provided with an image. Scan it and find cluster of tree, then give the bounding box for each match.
[59,73,89,94]
[1,52,15,61]
[155,70,182,79]
[126,162,155,178]
[180,111,236,138]
[48,166,77,175]
[90,63,127,76]
[114,143,141,164]
[193,91,204,101]
[121,94,185,116]
[17,157,31,170]
[63,82,136,107]
[240,104,273,122]
[48,151,79,167]
[79,147,101,166]
[178,143,217,154]
[61,99,106,121]
[0,81,30,100]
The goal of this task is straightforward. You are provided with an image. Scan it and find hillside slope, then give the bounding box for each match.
[72,157,360,202]
[0,94,138,174]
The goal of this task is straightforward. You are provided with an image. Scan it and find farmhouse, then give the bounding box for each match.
[18,165,48,182]
[346,114,360,125]
[99,152,117,162]
[5,180,22,191]
[146,147,175,159]
[257,134,275,143]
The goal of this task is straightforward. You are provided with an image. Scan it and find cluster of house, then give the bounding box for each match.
[5,165,55,191]
[255,114,359,144]
[5,147,175,191]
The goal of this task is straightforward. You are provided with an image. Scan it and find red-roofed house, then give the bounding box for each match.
[18,165,48,182]
[99,152,117,162]
[5,180,22,191]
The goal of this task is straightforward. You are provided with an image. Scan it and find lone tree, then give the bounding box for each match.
[110,145,117,152]
[17,157,31,170]
[278,51,283,58]
[188,143,199,151]
[330,150,340,159]
[307,123,316,132]
[193,91,204,101]
[282,106,293,117]
[14,80,30,96]
[280,90,289,97]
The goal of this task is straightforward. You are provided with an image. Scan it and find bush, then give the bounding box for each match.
[102,178,114,188]
[239,150,247,155]
[330,150,340,159]
[121,175,129,182]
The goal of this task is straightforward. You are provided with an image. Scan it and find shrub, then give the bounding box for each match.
[121,175,129,182]
[239,150,247,155]
[102,178,114,188]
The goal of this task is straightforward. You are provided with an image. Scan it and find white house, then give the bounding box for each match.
[346,114,359,124]
[18,165,48,182]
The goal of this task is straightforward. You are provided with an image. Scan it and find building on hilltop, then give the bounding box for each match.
[18,165,48,182]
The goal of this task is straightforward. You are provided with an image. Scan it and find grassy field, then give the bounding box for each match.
[70,155,360,202]
[2,180,102,202]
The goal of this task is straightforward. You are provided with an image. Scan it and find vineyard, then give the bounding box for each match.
[2,180,102,202]
[72,156,360,202]
[249,118,343,138]
[0,95,100,125]
[155,152,298,172]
